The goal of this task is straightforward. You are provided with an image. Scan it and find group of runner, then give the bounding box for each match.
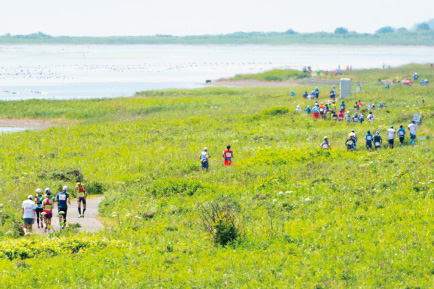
[320,120,418,151]
[199,145,233,172]
[21,181,88,234]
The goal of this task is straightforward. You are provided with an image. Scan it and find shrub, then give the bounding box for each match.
[87,181,105,195]
[199,202,241,247]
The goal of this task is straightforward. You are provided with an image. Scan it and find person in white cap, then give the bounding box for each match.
[22,195,36,235]
[56,185,71,228]
[199,147,210,172]
[319,136,331,149]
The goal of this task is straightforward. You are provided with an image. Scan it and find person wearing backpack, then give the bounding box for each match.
[56,186,71,228]
[199,147,210,172]
[34,188,44,229]
[320,136,331,150]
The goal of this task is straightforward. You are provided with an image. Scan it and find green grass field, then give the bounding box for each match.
[0,66,433,288]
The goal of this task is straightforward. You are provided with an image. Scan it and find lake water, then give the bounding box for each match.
[1,44,434,100]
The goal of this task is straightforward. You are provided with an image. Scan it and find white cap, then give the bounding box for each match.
[324,136,327,139]
[63,186,68,191]
[28,195,33,199]
[36,188,42,194]
[45,188,50,193]
[204,147,208,151]
[351,129,355,132]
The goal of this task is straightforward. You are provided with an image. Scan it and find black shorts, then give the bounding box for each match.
[78,197,86,205]
[399,137,404,143]
[366,142,372,148]
[388,139,394,145]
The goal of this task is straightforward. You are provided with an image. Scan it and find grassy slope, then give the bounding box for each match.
[0,71,434,287]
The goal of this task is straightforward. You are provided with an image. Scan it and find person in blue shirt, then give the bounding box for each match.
[365,130,373,151]
[303,91,308,98]
[414,72,418,80]
[373,131,382,151]
[305,105,312,114]
[330,89,335,100]
[398,125,406,146]
[359,112,365,124]
[314,88,319,99]
[340,101,345,112]
[56,186,71,228]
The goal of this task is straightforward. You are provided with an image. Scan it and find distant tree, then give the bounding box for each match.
[285,29,297,35]
[396,27,409,33]
[416,23,430,31]
[376,26,394,34]
[4,33,10,37]
[334,27,348,34]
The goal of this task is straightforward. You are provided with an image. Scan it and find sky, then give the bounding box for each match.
[1,0,433,36]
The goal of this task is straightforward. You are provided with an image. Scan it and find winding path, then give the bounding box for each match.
[35,196,104,233]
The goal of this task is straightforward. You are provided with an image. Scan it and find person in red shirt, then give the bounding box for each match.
[222,145,233,166]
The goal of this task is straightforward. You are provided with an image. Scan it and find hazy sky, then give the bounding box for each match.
[2,0,433,36]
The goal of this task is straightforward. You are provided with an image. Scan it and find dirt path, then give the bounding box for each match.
[35,196,104,234]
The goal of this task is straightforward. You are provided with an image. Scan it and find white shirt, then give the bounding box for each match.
[367,114,374,121]
[408,123,417,135]
[22,200,36,219]
[387,129,396,140]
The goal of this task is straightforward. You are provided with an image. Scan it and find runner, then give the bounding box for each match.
[42,191,54,232]
[345,135,357,151]
[367,111,375,123]
[199,147,210,172]
[56,186,71,228]
[305,105,312,115]
[338,110,344,121]
[75,181,88,218]
[345,111,351,123]
[22,195,36,235]
[296,105,301,112]
[34,188,44,229]
[359,112,365,124]
[320,136,331,150]
[222,145,233,167]
[398,125,406,146]
[354,102,359,112]
[330,88,336,100]
[387,126,396,149]
[349,129,357,148]
[352,113,359,123]
[340,101,345,113]
[365,130,373,151]
[408,120,418,146]
[332,111,338,123]
[373,131,382,151]
[312,105,319,119]
[314,87,319,99]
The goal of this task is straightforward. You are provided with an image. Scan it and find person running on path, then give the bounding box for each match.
[200,147,210,172]
[42,191,54,232]
[365,130,373,151]
[408,120,418,146]
[222,145,234,167]
[387,126,396,149]
[345,135,357,151]
[367,111,375,123]
[56,186,71,228]
[22,195,36,235]
[34,188,44,229]
[373,131,382,151]
[398,125,406,146]
[43,188,55,202]
[320,136,331,149]
[75,181,88,218]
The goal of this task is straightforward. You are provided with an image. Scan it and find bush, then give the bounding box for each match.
[199,202,241,247]
[87,181,104,195]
